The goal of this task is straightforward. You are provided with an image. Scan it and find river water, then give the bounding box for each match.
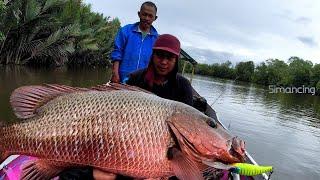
[0,66,319,179]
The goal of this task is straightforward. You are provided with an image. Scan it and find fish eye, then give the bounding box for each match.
[207,120,217,128]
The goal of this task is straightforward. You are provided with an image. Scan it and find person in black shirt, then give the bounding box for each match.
[127,34,193,106]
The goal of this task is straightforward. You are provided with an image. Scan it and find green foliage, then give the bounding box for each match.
[265,59,289,85]
[194,57,319,94]
[194,61,235,79]
[311,64,320,87]
[0,32,4,41]
[25,0,41,22]
[178,59,193,73]
[286,56,313,86]
[0,1,5,41]
[0,0,5,12]
[235,61,254,81]
[0,0,120,66]
[214,61,235,79]
[252,62,268,85]
[316,81,320,94]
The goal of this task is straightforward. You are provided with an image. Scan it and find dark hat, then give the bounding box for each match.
[153,34,181,56]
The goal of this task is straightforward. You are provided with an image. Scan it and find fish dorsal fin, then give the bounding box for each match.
[10,84,89,119]
[91,82,153,94]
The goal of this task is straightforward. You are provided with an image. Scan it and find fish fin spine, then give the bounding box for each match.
[10,84,89,119]
[91,83,153,94]
[21,159,66,180]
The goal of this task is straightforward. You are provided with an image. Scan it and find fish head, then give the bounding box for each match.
[168,109,246,164]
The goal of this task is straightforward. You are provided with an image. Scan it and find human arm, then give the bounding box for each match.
[110,27,127,83]
[110,61,120,83]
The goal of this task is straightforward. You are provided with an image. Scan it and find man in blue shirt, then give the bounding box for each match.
[110,1,159,83]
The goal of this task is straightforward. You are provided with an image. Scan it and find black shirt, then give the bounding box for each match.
[127,69,193,106]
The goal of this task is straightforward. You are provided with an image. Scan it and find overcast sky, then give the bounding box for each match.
[84,0,320,64]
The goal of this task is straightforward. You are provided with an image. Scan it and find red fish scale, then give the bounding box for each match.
[0,91,176,178]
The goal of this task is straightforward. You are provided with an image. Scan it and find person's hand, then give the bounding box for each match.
[110,72,120,83]
[93,169,116,180]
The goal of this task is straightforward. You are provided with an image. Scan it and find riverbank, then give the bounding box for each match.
[182,57,320,95]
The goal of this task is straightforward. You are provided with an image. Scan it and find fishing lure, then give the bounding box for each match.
[231,163,273,176]
[203,161,273,176]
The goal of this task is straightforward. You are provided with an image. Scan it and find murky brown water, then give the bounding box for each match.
[0,66,112,122]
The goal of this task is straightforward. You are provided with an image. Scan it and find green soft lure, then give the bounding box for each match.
[231,163,273,176]
[202,161,273,176]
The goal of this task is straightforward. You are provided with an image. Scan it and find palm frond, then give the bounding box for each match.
[20,39,43,54]
[25,0,41,22]
[31,24,79,58]
[0,32,4,41]
[42,0,66,13]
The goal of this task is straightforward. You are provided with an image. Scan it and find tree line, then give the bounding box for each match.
[181,57,320,94]
[0,0,120,66]
[2,0,319,94]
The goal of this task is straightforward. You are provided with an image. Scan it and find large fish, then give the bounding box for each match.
[0,83,245,179]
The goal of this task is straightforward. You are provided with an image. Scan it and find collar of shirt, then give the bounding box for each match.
[138,26,150,34]
[132,22,158,36]
[138,26,150,39]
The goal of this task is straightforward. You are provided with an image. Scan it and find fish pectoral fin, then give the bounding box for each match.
[168,147,203,180]
[21,159,66,180]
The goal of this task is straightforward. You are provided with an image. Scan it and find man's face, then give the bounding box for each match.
[138,5,157,31]
[153,50,177,76]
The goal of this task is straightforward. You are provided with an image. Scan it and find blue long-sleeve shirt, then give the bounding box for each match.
[111,22,158,82]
